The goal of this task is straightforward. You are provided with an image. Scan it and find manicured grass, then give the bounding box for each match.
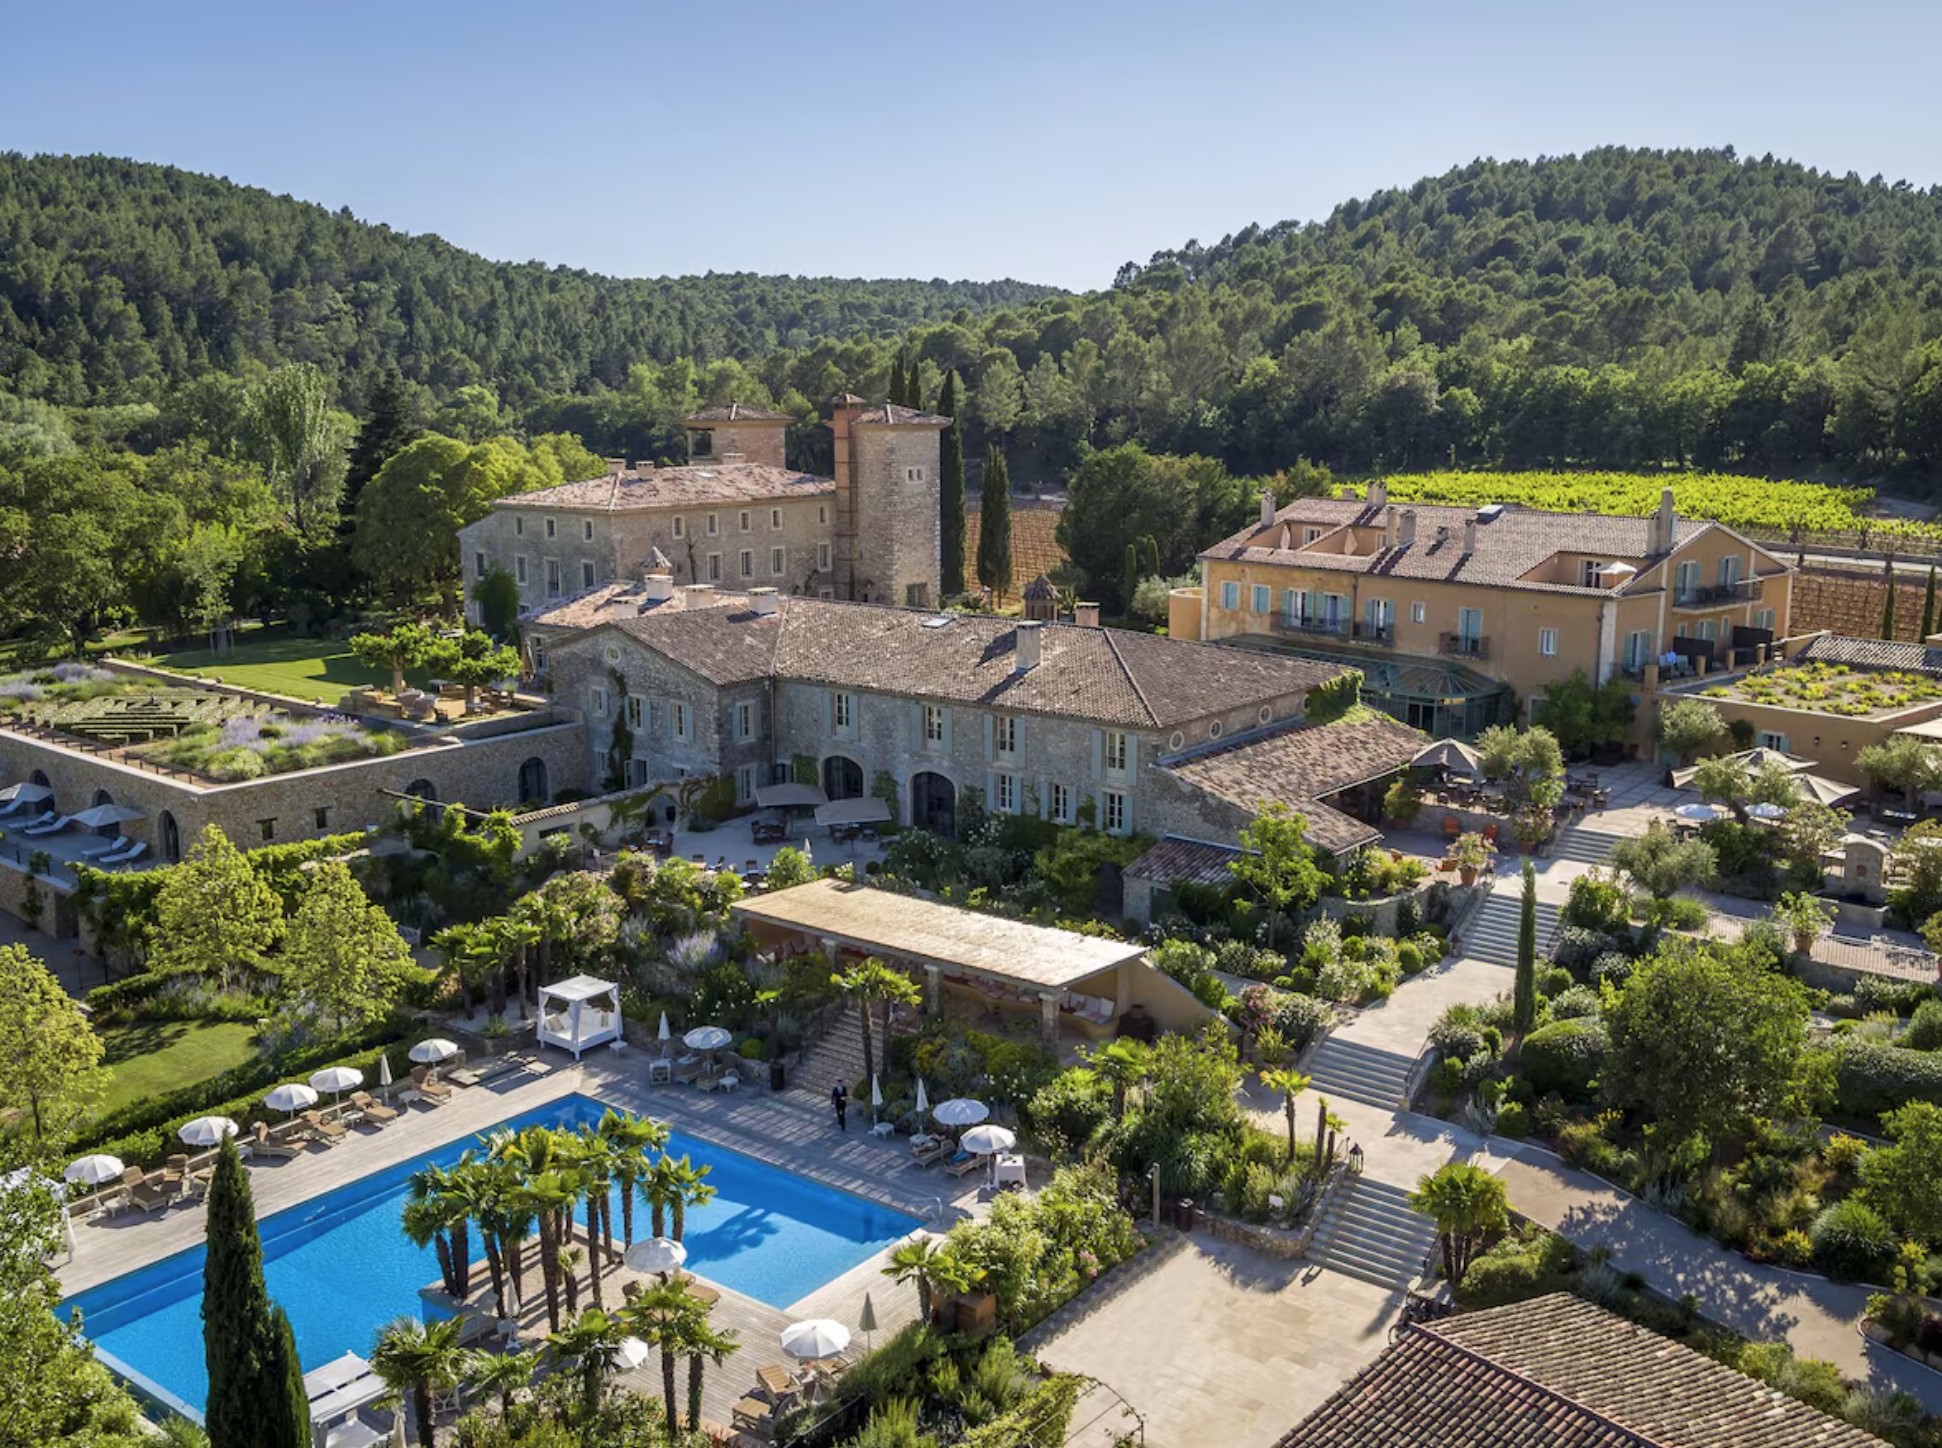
[147,633,394,703]
[96,1020,260,1116]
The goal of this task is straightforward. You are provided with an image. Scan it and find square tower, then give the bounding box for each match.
[829,397,948,607]
[680,402,791,469]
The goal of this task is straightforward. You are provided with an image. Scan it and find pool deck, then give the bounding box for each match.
[58,1049,975,1432]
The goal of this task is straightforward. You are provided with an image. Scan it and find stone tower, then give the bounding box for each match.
[829,396,947,607]
[679,402,791,468]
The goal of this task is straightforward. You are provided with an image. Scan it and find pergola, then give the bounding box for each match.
[732,878,1210,1042]
[537,974,622,1058]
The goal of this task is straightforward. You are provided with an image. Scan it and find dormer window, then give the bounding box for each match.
[1303,527,1322,544]
[1580,560,1601,587]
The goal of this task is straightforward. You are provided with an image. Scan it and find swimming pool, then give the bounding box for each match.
[64,1093,919,1415]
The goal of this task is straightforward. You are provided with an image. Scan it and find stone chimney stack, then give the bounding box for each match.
[1369,479,1388,509]
[1260,488,1277,528]
[1014,620,1043,672]
[748,586,779,617]
[1652,487,1677,554]
[1400,509,1418,546]
[1383,506,1398,550]
[829,394,864,597]
[1074,602,1101,628]
[1463,520,1478,555]
[606,458,626,475]
[642,572,674,602]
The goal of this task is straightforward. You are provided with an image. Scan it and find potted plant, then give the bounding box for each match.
[1382,778,1424,830]
[1774,890,1835,955]
[1452,832,1496,886]
[1510,808,1551,853]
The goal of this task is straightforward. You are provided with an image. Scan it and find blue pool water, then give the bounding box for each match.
[64,1093,918,1414]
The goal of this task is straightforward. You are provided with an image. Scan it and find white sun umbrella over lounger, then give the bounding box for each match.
[623,1236,687,1276]
[179,1116,239,1148]
[781,1319,851,1362]
[265,1083,319,1120]
[609,1337,651,1371]
[960,1125,1016,1156]
[410,1038,460,1064]
[933,1098,988,1129]
[914,1079,930,1118]
[1673,803,1719,824]
[63,1155,124,1187]
[309,1067,363,1104]
[683,1025,731,1052]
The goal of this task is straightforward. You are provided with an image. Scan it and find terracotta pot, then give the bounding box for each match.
[1795,932,1816,955]
[1459,867,1478,886]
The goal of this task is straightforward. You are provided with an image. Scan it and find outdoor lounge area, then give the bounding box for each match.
[732,877,1215,1043]
[535,975,622,1058]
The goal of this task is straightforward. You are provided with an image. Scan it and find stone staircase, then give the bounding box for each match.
[1303,1036,1417,1110]
[1306,1174,1441,1289]
[1550,824,1626,866]
[787,1004,918,1111]
[1458,890,1560,969]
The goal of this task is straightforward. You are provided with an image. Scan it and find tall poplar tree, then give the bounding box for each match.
[978,446,1013,602]
[203,1140,308,1448]
[1513,861,1538,1034]
[887,355,906,411]
[343,365,420,523]
[938,371,967,597]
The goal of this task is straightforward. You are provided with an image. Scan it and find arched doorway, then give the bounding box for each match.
[517,757,549,805]
[159,811,181,862]
[823,754,864,801]
[405,778,439,802]
[93,788,114,807]
[911,771,957,839]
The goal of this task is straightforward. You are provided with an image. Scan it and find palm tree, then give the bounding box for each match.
[370,1315,466,1448]
[462,1346,535,1418]
[883,1237,948,1322]
[664,1156,715,1243]
[1084,1039,1150,1120]
[1408,1162,1509,1285]
[1312,1095,1333,1175]
[545,1306,631,1429]
[623,1281,716,1441]
[640,1156,677,1243]
[683,1309,739,1432]
[475,1155,533,1316]
[832,957,922,1097]
[1258,1067,1311,1166]
[518,1168,577,1332]
[597,1108,668,1248]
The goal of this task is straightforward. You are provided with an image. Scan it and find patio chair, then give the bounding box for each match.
[648,1058,673,1085]
[409,1066,453,1101]
[21,813,69,836]
[125,1170,173,1214]
[755,1363,800,1407]
[79,834,130,860]
[302,1110,348,1144]
[945,1150,982,1177]
[251,1121,306,1160]
[731,1397,777,1436]
[101,840,147,866]
[910,1136,951,1166]
[671,1055,704,1085]
[349,1091,399,1125]
[1441,815,1461,838]
[161,1153,191,1190]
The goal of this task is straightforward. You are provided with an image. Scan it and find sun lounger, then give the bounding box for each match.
[125,1169,173,1214]
[731,1397,776,1435]
[945,1150,982,1177]
[409,1067,453,1101]
[446,1056,522,1089]
[755,1364,799,1404]
[21,813,68,836]
[252,1121,306,1159]
[349,1091,399,1124]
[302,1110,348,1144]
[910,1136,951,1166]
[79,834,130,860]
[101,840,148,866]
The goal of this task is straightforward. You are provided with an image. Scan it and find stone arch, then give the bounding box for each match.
[822,754,864,801]
[517,756,550,805]
[405,778,439,802]
[910,770,957,840]
[158,810,181,863]
[93,788,114,808]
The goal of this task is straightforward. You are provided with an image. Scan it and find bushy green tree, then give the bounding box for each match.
[147,825,285,988]
[0,943,105,1144]
[1657,698,1726,763]
[278,860,412,1037]
[1410,1162,1508,1284]
[1532,669,1637,757]
[1229,804,1325,948]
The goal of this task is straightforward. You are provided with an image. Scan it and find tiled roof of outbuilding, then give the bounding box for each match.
[1794,634,1942,674]
[1277,1294,1885,1448]
[496,464,833,512]
[681,403,791,424]
[845,402,952,426]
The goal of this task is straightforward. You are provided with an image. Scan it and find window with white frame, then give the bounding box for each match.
[1303,527,1323,544]
[530,636,546,671]
[625,695,644,730]
[770,508,781,529]
[705,513,719,536]
[672,702,691,741]
[833,690,854,731]
[707,553,722,582]
[739,549,754,578]
[995,716,1017,756]
[736,764,755,801]
[770,546,785,575]
[1758,730,1792,752]
[582,560,596,589]
[591,685,609,718]
[739,510,751,532]
[1411,601,1426,623]
[544,516,556,539]
[1754,608,1776,631]
[1675,560,1700,602]
[1624,629,1652,670]
[817,542,832,572]
[1580,559,1601,587]
[1539,627,1558,657]
[736,701,755,741]
[1220,581,1240,609]
[1049,782,1073,824]
[625,757,650,787]
[515,555,528,585]
[923,704,946,745]
[673,516,686,539]
[1103,790,1128,834]
[1251,584,1271,613]
[1104,730,1129,773]
[993,773,1017,812]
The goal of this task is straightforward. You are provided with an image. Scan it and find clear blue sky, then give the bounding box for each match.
[4,0,1938,290]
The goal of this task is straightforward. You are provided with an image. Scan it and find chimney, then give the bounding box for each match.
[1653,487,1677,553]
[1462,520,1477,555]
[1399,509,1417,546]
[1014,620,1043,672]
[606,457,626,475]
[1383,506,1398,550]
[718,450,746,465]
[829,395,864,595]
[1074,601,1101,628]
[1259,488,1277,528]
[1369,479,1388,509]
[748,586,779,616]
[642,571,674,602]
[682,584,715,604]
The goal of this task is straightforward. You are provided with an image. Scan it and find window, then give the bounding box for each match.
[591,685,609,718]
[818,504,828,525]
[544,516,556,539]
[1580,559,1602,587]
[1103,790,1128,834]
[1694,619,1718,642]
[1220,581,1240,609]
[906,465,927,482]
[1457,607,1483,644]
[817,543,832,572]
[546,559,562,598]
[770,508,782,529]
[1105,730,1129,773]
[1719,555,1741,589]
[625,694,644,730]
[707,553,722,582]
[625,757,651,788]
[705,513,719,536]
[1049,782,1073,824]
[1624,630,1651,671]
[474,551,487,580]
[833,691,854,730]
[923,704,946,744]
[583,519,594,541]
[1675,560,1700,602]
[672,701,691,741]
[515,516,525,536]
[1303,527,1323,544]
[582,560,596,589]
[1539,627,1558,657]
[1281,588,1303,622]
[994,773,1017,812]
[530,636,546,671]
[736,701,755,741]
[1363,598,1393,639]
[1250,584,1271,614]
[1754,608,1776,632]
[740,549,754,578]
[515,555,528,585]
[736,764,755,801]
[1759,730,1792,752]
[739,510,752,532]
[1411,601,1426,624]
[995,716,1017,756]
[258,818,277,841]
[771,547,785,575]
[313,807,330,831]
[673,516,686,539]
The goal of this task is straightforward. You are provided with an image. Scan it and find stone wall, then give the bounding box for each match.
[850,424,941,607]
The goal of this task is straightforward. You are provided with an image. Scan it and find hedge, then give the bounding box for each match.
[1822,1039,1942,1124]
[1518,1017,1607,1103]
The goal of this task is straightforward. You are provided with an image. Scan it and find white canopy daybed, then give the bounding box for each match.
[537,974,623,1058]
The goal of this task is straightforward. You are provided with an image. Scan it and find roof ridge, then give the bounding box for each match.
[1096,623,1159,729]
[1417,1314,1659,1447]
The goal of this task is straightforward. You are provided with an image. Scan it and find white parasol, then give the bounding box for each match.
[309,1067,363,1102]
[1747,801,1789,821]
[781,1319,851,1362]
[914,1078,930,1116]
[623,1236,687,1275]
[933,1098,989,1128]
[1673,803,1719,823]
[610,1337,650,1371]
[179,1116,239,1148]
[265,1083,319,1119]
[63,1154,125,1187]
[960,1124,1017,1156]
[378,1053,394,1090]
[409,1039,460,1064]
[683,1025,732,1052]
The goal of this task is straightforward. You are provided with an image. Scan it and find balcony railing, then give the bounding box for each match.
[1352,620,1395,645]
[1269,615,1350,639]
[1440,633,1489,660]
[1672,578,1764,608]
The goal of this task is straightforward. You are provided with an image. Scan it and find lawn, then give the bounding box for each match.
[96,1019,260,1116]
[147,633,396,703]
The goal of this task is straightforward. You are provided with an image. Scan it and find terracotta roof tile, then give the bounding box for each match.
[1123,836,1244,888]
[846,401,952,427]
[1278,1294,1885,1448]
[681,403,791,424]
[1795,634,1942,674]
[497,463,833,513]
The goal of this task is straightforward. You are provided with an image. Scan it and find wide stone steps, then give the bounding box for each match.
[1551,825,1626,866]
[1457,892,1560,970]
[1304,1036,1417,1111]
[786,1004,917,1112]
[1307,1175,1440,1289]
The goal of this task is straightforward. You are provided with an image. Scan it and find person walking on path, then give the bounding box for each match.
[830,1079,849,1132]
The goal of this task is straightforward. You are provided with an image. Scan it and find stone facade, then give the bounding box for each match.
[848,421,943,608]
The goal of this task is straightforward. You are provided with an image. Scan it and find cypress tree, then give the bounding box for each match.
[978,446,1013,602]
[203,1138,307,1448]
[887,355,906,411]
[1123,542,1141,612]
[1143,534,1161,579]
[1512,861,1538,1034]
[1923,566,1937,640]
[343,365,419,520]
[1882,566,1898,641]
[906,361,925,414]
[938,371,966,597]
